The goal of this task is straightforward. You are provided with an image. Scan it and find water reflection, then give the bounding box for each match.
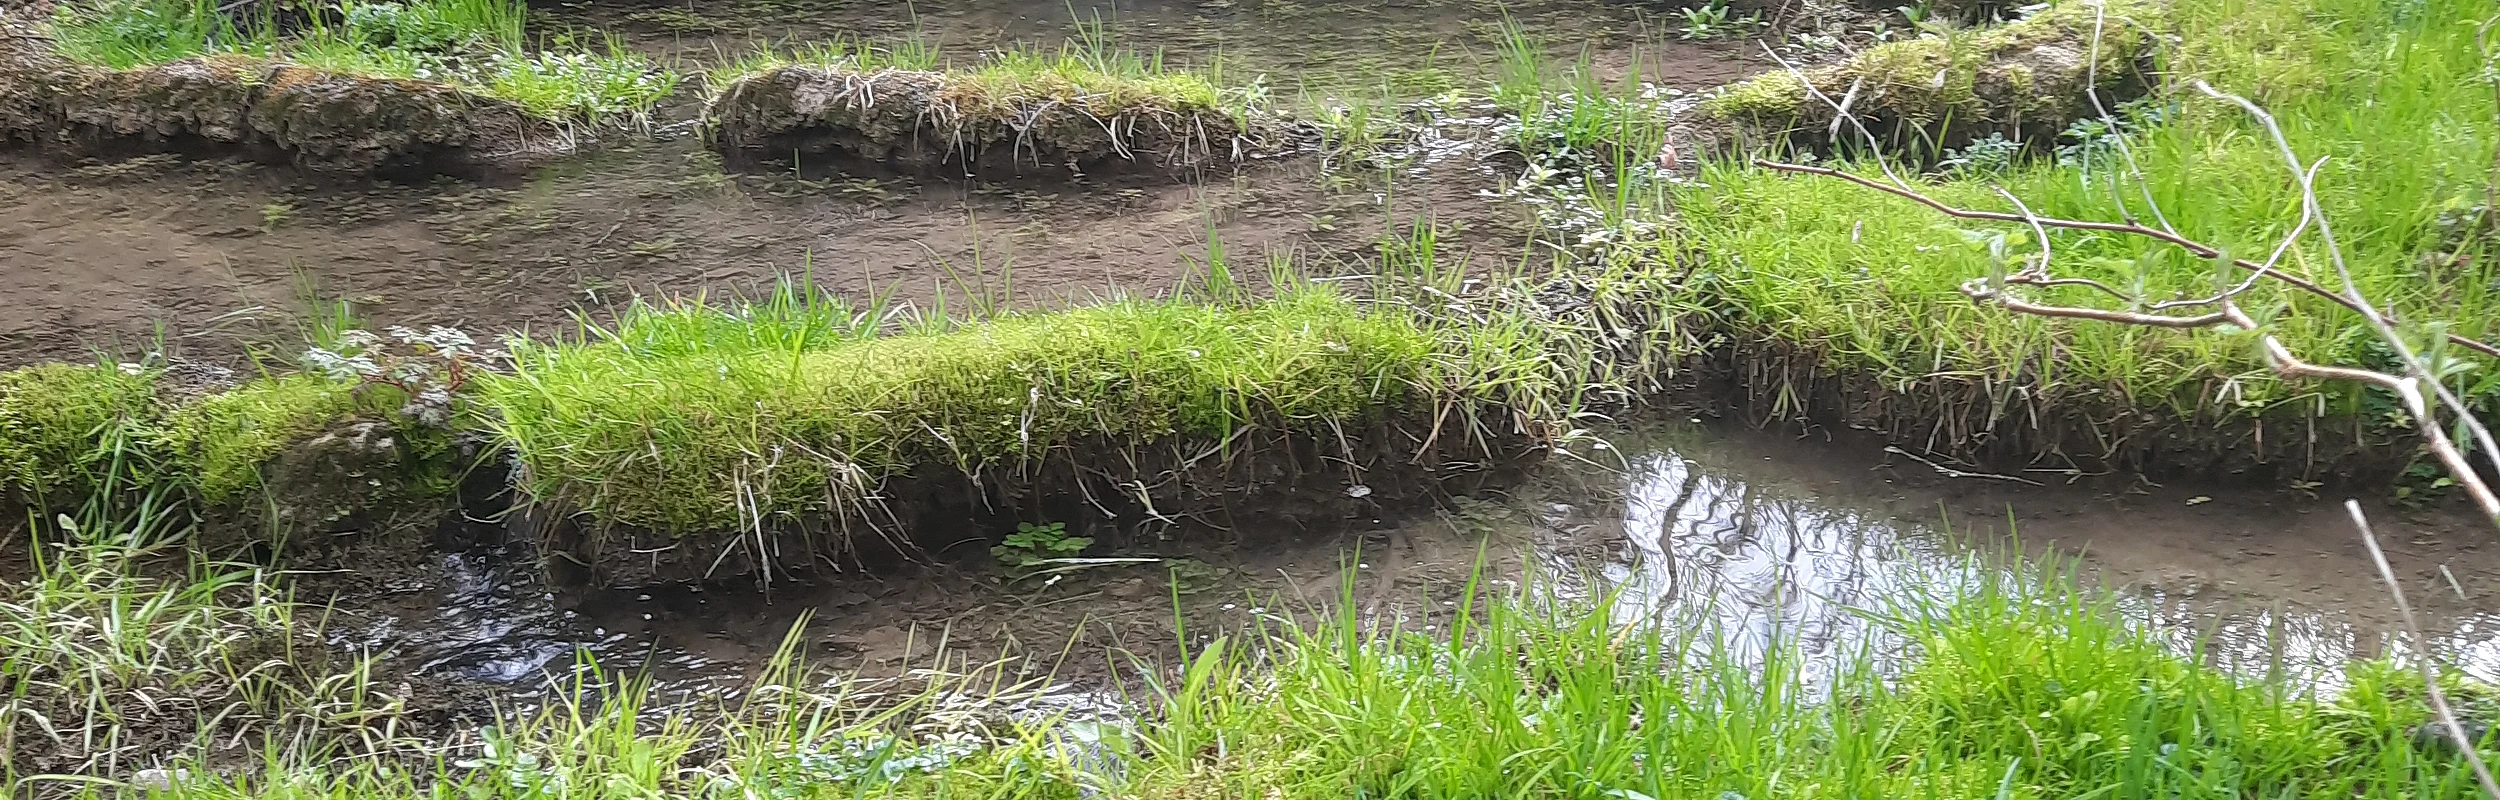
[1554,438,2500,694]
[343,429,2500,702]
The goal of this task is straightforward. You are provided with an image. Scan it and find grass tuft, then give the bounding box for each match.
[42,0,678,124]
[2,537,402,780]
[481,282,1545,531]
[708,33,1243,123]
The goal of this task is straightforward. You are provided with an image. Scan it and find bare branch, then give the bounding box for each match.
[2193,80,2500,485]
[1751,159,2500,361]
[1960,278,2226,327]
[1753,41,1916,192]
[2353,501,2500,798]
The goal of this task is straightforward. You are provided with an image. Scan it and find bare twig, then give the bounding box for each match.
[1789,157,2500,521]
[1751,159,2500,362]
[1883,446,2044,485]
[2353,501,2500,797]
[2194,80,2500,487]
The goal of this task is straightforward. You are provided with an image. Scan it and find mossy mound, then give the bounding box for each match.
[0,24,572,175]
[704,64,1256,180]
[1703,0,2159,158]
[483,289,1551,584]
[0,363,463,548]
[0,363,160,498]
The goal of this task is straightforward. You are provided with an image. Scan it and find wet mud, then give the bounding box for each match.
[0,0,1767,369]
[0,142,1519,367]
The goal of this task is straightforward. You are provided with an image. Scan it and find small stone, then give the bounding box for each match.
[2411,720,2494,755]
[130,768,187,791]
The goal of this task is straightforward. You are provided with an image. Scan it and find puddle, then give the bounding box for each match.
[1535,427,2500,692]
[337,422,2500,710]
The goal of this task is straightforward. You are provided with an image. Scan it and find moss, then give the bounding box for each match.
[1702,0,2161,155]
[482,290,1481,532]
[162,374,368,503]
[0,364,161,498]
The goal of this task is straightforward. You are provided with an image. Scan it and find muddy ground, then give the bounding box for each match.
[0,0,1774,368]
[10,0,2495,756]
[0,144,1499,364]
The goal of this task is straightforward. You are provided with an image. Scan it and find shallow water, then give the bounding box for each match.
[1535,427,2500,692]
[347,421,2500,706]
[541,0,1765,91]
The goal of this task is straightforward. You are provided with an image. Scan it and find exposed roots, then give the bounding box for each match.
[536,410,1541,588]
[704,65,1263,181]
[1713,333,2420,483]
[0,24,574,177]
[1703,0,2160,159]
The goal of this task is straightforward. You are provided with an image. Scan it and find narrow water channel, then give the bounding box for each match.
[333,421,2500,708]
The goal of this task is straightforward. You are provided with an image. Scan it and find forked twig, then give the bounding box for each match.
[1750,159,2500,362]
[1757,154,2500,524]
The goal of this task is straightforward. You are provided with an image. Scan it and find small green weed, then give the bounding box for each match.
[1676,0,1760,40]
[258,201,294,231]
[989,521,1091,571]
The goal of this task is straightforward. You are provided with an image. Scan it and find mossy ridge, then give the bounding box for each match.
[482,287,1530,534]
[703,41,1258,178]
[0,364,161,499]
[4,0,674,173]
[0,363,426,513]
[37,0,675,124]
[1702,0,2160,156]
[2,31,578,174]
[160,373,371,503]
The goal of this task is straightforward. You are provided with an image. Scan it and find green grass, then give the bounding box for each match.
[1673,0,2500,442]
[1,531,399,780]
[479,281,1554,532]
[43,0,677,123]
[0,362,392,511]
[21,542,2497,798]
[1490,21,1669,170]
[1117,566,2495,799]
